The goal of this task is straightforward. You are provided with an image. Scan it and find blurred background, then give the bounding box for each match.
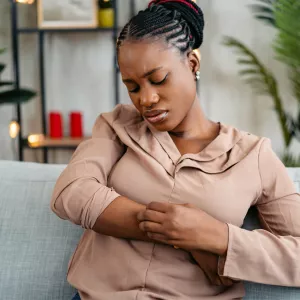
[0,0,299,165]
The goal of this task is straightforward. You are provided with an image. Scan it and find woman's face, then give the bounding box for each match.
[118,40,199,132]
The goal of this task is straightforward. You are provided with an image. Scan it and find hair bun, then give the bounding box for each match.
[149,0,204,48]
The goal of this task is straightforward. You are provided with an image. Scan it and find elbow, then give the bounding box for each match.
[50,189,72,222]
[50,174,82,225]
[50,177,119,229]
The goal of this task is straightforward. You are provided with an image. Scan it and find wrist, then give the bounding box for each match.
[213,222,229,256]
[197,220,229,255]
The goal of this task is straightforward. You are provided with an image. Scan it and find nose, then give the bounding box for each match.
[139,87,159,107]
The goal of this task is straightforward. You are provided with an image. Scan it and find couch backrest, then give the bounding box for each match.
[0,161,83,300]
[0,161,299,300]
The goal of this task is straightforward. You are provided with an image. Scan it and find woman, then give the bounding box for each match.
[51,1,300,299]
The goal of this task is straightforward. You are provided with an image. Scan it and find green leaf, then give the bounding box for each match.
[250,4,274,15]
[271,0,300,140]
[0,89,36,104]
[0,48,5,55]
[281,152,300,167]
[255,15,277,27]
[273,0,300,68]
[249,1,277,27]
[0,63,5,74]
[237,59,255,65]
[289,67,300,104]
[0,81,14,87]
[223,36,292,147]
[238,69,260,76]
[256,0,276,5]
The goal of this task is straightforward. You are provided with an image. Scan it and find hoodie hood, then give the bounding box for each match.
[124,116,259,175]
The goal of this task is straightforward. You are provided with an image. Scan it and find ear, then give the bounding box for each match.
[187,50,201,74]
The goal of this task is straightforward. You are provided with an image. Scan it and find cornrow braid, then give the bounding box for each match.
[116,0,204,55]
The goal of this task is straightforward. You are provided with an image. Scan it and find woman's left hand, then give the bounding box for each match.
[137,202,228,256]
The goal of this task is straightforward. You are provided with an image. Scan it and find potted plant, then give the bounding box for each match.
[1,47,36,144]
[223,0,300,166]
[0,48,36,105]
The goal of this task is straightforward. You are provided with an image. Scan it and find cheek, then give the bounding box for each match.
[173,65,195,90]
[129,95,141,110]
[128,94,147,118]
[172,77,196,107]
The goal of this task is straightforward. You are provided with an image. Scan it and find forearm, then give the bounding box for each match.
[92,196,151,242]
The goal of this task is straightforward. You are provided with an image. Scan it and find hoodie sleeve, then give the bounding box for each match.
[219,138,300,286]
[50,106,125,229]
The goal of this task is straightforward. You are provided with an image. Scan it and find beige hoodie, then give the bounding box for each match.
[51,104,300,300]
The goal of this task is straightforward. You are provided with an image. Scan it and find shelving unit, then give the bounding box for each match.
[10,0,135,163]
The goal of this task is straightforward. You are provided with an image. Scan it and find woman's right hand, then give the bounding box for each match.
[190,250,236,286]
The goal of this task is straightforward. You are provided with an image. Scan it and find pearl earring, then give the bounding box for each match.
[195,70,200,81]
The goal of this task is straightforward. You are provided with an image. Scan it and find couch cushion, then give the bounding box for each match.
[0,161,83,300]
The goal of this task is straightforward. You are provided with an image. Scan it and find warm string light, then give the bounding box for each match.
[28,134,45,147]
[9,120,20,139]
[16,0,35,4]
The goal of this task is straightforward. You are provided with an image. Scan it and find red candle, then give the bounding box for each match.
[49,112,63,139]
[70,112,83,138]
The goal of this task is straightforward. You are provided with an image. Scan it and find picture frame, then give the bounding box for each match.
[37,0,98,29]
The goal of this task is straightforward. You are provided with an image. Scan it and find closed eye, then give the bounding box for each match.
[129,86,140,93]
[151,73,168,85]
[128,73,169,93]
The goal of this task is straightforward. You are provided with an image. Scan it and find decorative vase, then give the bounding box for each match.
[98,8,114,27]
[70,112,83,138]
[98,0,114,28]
[49,112,63,139]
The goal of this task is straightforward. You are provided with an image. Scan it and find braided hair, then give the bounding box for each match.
[117,0,204,55]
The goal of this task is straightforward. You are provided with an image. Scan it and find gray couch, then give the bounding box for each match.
[0,160,299,300]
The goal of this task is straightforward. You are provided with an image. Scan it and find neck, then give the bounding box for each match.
[169,99,214,139]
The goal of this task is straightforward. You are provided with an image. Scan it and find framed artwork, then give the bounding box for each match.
[37,0,98,29]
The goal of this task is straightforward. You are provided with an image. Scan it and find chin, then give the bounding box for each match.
[152,124,169,132]
[150,119,178,132]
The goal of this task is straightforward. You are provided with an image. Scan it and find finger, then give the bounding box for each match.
[137,209,165,223]
[147,233,169,243]
[139,221,163,233]
[137,209,146,222]
[148,234,180,248]
[147,202,171,213]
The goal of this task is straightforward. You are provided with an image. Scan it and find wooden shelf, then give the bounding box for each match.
[23,135,90,149]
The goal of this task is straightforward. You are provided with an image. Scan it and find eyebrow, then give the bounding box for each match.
[122,66,163,83]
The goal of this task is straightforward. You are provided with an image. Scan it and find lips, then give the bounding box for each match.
[143,110,167,117]
[143,110,168,124]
